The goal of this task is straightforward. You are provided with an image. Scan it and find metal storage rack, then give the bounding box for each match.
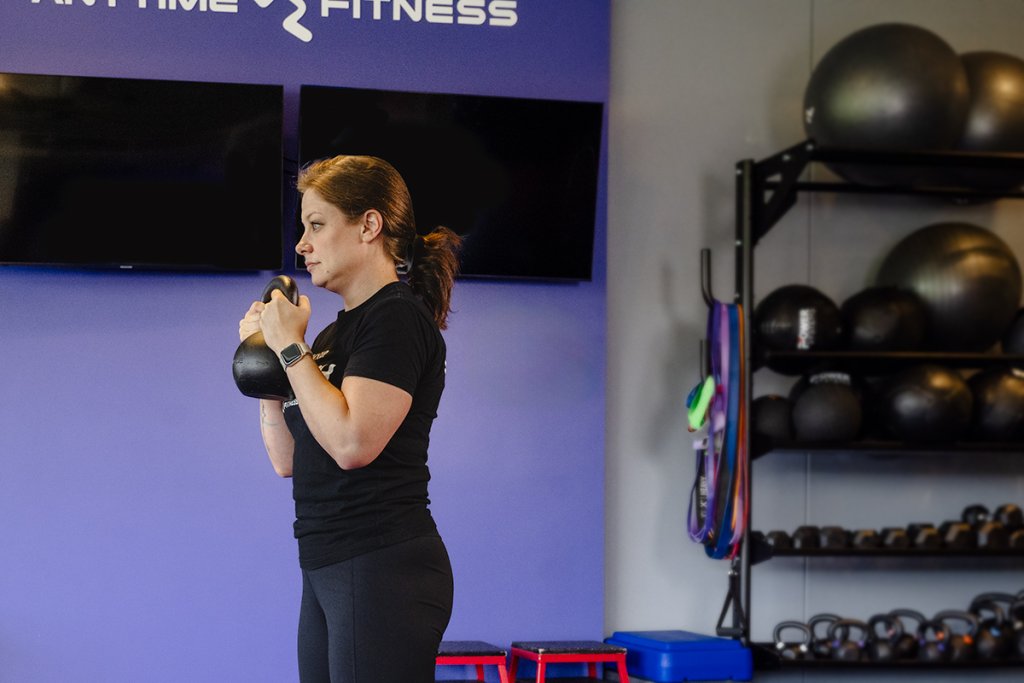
[714,138,1024,671]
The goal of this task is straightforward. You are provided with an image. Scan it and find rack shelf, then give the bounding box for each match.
[715,139,1024,668]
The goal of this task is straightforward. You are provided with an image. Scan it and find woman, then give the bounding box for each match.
[238,155,462,683]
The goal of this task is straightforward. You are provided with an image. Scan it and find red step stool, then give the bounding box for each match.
[436,640,510,683]
[508,640,629,682]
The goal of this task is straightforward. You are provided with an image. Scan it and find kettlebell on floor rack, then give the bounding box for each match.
[933,610,979,662]
[888,608,927,660]
[827,618,869,661]
[916,618,952,662]
[1010,594,1024,659]
[808,613,843,659]
[969,593,1013,660]
[865,612,903,662]
[232,275,301,401]
[773,621,812,660]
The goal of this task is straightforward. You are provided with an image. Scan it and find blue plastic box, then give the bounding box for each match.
[604,630,752,682]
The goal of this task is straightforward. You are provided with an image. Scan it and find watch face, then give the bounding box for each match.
[282,343,303,365]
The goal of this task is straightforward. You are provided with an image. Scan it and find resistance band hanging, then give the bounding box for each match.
[686,298,748,560]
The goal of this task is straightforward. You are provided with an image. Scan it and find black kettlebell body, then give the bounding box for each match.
[827,618,868,662]
[866,612,903,662]
[969,593,1013,660]
[933,609,978,662]
[808,613,842,659]
[1011,596,1024,659]
[889,608,926,660]
[232,275,301,401]
[773,621,812,660]
[917,619,951,662]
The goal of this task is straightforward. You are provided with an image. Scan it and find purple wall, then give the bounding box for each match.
[0,2,608,681]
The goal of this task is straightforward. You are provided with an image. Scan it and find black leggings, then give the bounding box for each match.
[297,535,454,683]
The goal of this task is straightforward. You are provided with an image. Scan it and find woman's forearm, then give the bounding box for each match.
[259,399,295,477]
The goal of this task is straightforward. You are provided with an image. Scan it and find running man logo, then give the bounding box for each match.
[28,1,519,44]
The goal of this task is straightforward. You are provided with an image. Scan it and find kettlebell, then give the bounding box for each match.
[865,612,903,662]
[916,618,951,662]
[807,613,843,659]
[933,610,978,662]
[1010,595,1024,659]
[827,618,869,662]
[232,275,300,401]
[888,608,926,660]
[968,592,1013,660]
[772,620,812,660]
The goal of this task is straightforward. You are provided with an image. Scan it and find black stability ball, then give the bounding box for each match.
[947,50,1024,190]
[875,222,1022,351]
[967,367,1024,441]
[839,286,928,351]
[754,285,843,375]
[875,364,973,442]
[789,372,863,442]
[752,395,793,442]
[803,23,969,185]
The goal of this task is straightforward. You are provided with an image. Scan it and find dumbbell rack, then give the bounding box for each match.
[713,139,1024,671]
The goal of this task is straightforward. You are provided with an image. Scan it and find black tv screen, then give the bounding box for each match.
[298,85,603,281]
[0,71,284,271]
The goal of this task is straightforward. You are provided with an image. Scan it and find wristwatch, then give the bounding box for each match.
[280,341,312,368]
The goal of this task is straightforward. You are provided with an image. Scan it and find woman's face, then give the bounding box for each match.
[296,188,364,293]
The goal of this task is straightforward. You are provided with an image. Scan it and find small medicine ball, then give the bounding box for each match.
[874,364,973,442]
[754,284,843,374]
[803,23,969,185]
[752,394,794,442]
[967,366,1024,441]
[789,372,863,442]
[839,286,928,351]
[875,222,1022,351]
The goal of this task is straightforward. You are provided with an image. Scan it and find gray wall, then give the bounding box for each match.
[606,1,1024,680]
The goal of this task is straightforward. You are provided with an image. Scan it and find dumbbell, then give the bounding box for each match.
[881,526,910,549]
[764,530,793,551]
[773,621,812,660]
[938,520,978,549]
[791,525,821,550]
[821,525,849,550]
[961,503,1010,549]
[993,503,1023,531]
[907,523,942,550]
[232,275,301,401]
[851,528,881,549]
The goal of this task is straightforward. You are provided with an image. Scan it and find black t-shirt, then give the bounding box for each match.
[283,282,445,569]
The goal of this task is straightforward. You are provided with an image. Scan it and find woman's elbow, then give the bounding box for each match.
[326,441,380,470]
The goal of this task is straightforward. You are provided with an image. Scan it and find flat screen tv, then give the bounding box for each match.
[0,71,284,271]
[298,85,604,281]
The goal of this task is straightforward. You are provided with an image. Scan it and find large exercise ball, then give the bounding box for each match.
[952,50,1024,190]
[754,284,843,375]
[967,366,1024,441]
[803,23,969,185]
[839,286,928,351]
[875,222,1022,351]
[874,364,973,442]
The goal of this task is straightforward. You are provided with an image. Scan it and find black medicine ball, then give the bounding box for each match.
[967,366,1024,441]
[839,286,928,351]
[874,364,973,442]
[752,394,794,442]
[754,283,842,355]
[789,372,863,443]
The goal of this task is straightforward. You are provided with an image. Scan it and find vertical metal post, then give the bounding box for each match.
[735,159,755,643]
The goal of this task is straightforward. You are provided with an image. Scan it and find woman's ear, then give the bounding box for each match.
[361,209,384,242]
